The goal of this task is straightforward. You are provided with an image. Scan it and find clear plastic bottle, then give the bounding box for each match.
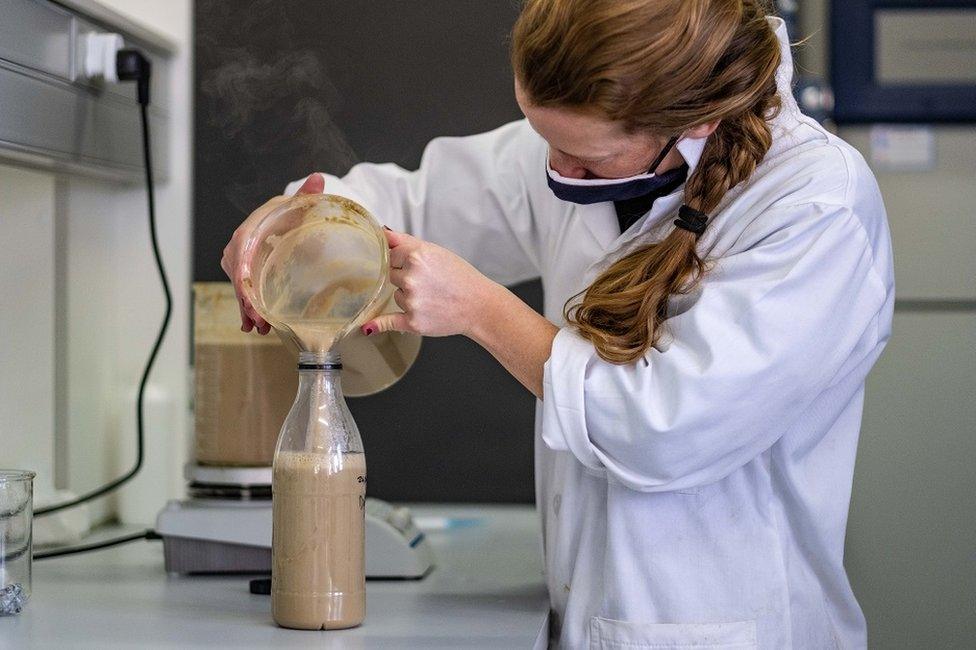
[271,352,367,630]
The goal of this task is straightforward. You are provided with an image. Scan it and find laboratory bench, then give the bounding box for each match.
[3,505,549,649]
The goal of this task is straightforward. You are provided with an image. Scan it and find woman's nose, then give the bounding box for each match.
[549,150,588,179]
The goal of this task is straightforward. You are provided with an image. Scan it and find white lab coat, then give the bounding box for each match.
[286,18,893,649]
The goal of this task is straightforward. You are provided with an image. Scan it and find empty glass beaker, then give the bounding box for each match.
[1,470,35,616]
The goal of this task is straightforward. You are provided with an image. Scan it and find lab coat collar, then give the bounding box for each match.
[769,17,800,117]
[675,136,706,177]
[677,16,797,177]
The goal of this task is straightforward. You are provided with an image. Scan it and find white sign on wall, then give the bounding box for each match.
[869,125,937,172]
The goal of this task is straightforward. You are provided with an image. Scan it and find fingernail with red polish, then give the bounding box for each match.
[363,326,375,336]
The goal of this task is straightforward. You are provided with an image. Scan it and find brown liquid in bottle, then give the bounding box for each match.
[271,452,367,629]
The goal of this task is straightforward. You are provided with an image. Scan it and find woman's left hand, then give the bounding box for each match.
[361,229,499,338]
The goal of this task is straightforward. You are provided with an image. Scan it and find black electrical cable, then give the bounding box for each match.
[36,51,169,517]
[33,529,161,561]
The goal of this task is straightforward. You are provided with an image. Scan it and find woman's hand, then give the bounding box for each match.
[361,229,500,338]
[362,228,559,398]
[220,173,325,333]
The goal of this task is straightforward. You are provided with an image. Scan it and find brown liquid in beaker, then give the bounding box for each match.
[194,338,296,466]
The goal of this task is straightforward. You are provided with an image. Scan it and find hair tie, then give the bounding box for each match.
[674,205,708,236]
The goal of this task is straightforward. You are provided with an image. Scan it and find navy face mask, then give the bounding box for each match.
[546,136,681,205]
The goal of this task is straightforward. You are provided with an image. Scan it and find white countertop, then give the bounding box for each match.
[3,505,549,649]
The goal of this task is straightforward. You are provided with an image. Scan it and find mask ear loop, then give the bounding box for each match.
[655,133,709,237]
[647,135,680,175]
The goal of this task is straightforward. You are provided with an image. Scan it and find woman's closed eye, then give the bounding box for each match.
[575,153,612,165]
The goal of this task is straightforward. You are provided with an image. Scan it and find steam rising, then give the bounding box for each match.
[198,0,359,213]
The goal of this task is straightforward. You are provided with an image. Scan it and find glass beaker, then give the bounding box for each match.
[192,282,297,467]
[240,193,421,397]
[271,352,366,630]
[242,193,388,354]
[1,470,35,616]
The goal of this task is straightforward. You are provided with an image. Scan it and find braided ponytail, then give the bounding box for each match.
[567,85,780,363]
[513,0,783,363]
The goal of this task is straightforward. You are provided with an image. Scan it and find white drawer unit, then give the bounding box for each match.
[0,0,174,181]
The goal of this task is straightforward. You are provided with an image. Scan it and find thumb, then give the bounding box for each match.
[362,312,412,336]
[296,172,325,194]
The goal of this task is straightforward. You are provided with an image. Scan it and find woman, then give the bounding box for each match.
[223,1,892,647]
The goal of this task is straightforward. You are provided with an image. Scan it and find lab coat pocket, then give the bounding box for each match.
[589,616,757,649]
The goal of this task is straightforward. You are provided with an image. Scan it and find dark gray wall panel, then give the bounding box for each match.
[194,0,540,503]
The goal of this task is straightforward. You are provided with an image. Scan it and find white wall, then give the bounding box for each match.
[96,0,189,42]
[65,0,193,525]
[0,166,56,496]
[1,0,193,529]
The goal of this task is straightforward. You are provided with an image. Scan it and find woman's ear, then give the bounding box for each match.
[686,120,721,139]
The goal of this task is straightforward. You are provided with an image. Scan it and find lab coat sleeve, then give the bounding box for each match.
[541,204,891,492]
[284,120,543,286]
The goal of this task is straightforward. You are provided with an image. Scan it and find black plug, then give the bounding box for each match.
[249,578,271,595]
[116,48,151,106]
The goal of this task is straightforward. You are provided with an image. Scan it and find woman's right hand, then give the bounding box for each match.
[221,173,326,334]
